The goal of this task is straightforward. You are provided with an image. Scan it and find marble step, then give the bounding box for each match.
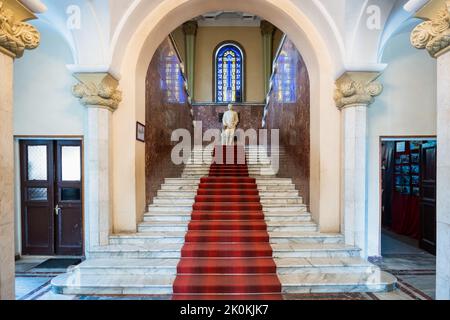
[269,232,344,244]
[143,212,192,222]
[279,271,396,293]
[69,258,179,275]
[138,221,189,232]
[260,197,304,205]
[51,273,175,295]
[88,244,183,259]
[153,195,303,205]
[160,184,297,191]
[263,204,308,212]
[164,180,296,187]
[272,243,361,258]
[143,211,312,222]
[109,231,340,245]
[264,212,312,222]
[275,257,377,274]
[156,190,300,198]
[266,221,317,232]
[147,204,193,213]
[161,184,201,191]
[109,232,187,245]
[152,198,195,205]
[137,221,318,232]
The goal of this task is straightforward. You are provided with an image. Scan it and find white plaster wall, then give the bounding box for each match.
[13,20,86,255]
[366,26,437,257]
[14,21,85,136]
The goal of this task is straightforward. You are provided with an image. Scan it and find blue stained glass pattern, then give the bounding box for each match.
[161,49,186,104]
[274,48,297,103]
[215,44,243,103]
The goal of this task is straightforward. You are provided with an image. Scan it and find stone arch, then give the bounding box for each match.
[109,0,343,233]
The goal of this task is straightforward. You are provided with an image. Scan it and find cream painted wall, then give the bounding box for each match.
[366,26,437,257]
[194,26,264,103]
[171,26,187,66]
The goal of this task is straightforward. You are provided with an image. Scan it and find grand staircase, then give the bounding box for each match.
[51,145,396,297]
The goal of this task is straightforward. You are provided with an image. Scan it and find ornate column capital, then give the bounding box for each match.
[0,0,40,58]
[260,20,275,36]
[411,0,450,58]
[183,20,198,36]
[334,71,383,109]
[72,73,122,112]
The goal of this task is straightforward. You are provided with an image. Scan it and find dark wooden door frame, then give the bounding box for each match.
[18,137,84,256]
[19,140,55,255]
[55,140,83,255]
[419,142,436,254]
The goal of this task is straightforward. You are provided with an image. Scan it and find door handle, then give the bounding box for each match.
[55,204,61,216]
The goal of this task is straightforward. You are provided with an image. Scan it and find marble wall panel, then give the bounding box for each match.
[264,38,310,204]
[145,38,194,205]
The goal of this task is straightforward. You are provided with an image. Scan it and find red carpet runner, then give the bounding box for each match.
[173,145,283,300]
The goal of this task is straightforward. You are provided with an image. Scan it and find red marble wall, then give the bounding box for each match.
[145,38,194,205]
[264,38,310,204]
[193,104,264,136]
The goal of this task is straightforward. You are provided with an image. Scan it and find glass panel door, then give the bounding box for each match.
[20,140,55,255]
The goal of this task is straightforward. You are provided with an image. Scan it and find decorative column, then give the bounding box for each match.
[183,20,197,98]
[335,72,383,256]
[410,0,450,300]
[0,0,40,300]
[260,20,275,95]
[72,73,122,251]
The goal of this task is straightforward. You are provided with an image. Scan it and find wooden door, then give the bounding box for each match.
[20,139,83,256]
[55,141,83,255]
[20,140,55,255]
[419,142,437,254]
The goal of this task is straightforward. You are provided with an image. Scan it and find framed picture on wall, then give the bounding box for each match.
[136,122,145,142]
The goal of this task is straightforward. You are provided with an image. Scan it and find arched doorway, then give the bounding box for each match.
[109,0,342,237]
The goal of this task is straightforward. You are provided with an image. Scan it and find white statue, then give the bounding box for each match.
[221,104,239,145]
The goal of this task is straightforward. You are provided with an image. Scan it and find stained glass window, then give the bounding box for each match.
[161,49,186,104]
[274,44,297,103]
[215,43,244,103]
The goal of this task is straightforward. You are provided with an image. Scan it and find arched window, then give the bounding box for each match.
[215,43,244,103]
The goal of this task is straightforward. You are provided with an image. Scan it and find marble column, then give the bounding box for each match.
[260,20,275,95]
[72,73,122,251]
[0,0,40,300]
[335,72,383,257]
[183,21,197,98]
[410,0,450,300]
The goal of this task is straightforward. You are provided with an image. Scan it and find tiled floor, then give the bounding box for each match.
[15,232,436,300]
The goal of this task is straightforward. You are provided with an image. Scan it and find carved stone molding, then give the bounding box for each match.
[0,0,40,58]
[72,73,122,112]
[411,0,450,58]
[334,71,383,109]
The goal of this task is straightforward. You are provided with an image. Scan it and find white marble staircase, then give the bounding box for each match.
[51,146,396,295]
